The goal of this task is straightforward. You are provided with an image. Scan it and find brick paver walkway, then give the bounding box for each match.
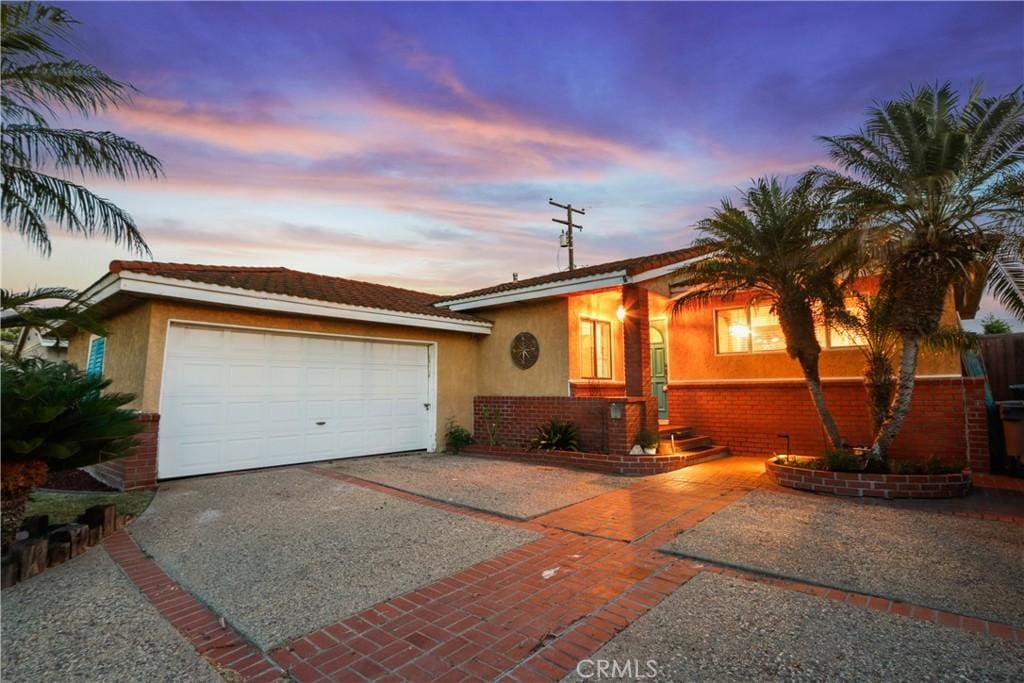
[102,456,1022,681]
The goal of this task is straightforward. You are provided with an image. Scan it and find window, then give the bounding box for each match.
[716,300,868,355]
[86,336,106,377]
[827,298,868,348]
[580,319,612,378]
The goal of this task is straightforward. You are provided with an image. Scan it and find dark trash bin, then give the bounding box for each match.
[1010,385,1024,401]
[997,401,1024,476]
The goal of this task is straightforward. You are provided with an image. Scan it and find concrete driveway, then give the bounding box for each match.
[130,467,540,650]
[327,452,634,519]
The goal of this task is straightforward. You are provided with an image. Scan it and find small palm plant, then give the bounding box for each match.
[817,82,1023,460]
[673,175,858,448]
[2,2,162,254]
[1,359,141,547]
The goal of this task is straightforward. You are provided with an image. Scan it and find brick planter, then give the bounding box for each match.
[765,458,972,499]
[462,445,725,476]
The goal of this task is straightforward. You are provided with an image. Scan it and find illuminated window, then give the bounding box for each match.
[580,319,612,378]
[749,303,786,352]
[828,298,868,348]
[715,308,751,354]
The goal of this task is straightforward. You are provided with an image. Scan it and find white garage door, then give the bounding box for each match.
[159,323,432,478]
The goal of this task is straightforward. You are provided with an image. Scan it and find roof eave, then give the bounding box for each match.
[88,272,493,335]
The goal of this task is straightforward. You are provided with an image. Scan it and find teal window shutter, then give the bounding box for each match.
[87,337,106,377]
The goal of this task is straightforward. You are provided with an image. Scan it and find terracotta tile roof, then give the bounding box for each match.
[439,245,713,304]
[109,261,487,323]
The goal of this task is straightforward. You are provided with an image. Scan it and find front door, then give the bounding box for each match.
[650,323,668,420]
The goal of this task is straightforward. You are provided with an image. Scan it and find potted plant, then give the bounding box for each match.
[635,429,660,455]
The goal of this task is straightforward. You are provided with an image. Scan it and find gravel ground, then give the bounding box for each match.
[1,547,219,683]
[664,489,1024,627]
[328,452,632,519]
[131,467,540,649]
[565,572,1024,682]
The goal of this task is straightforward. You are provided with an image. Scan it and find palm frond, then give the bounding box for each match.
[3,125,163,180]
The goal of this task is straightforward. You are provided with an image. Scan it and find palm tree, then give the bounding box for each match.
[817,83,1023,460]
[2,2,162,255]
[1,287,104,349]
[673,176,857,449]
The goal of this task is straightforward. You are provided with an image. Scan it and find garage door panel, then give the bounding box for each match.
[159,324,431,478]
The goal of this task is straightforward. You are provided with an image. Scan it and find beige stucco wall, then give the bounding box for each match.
[666,288,962,382]
[70,300,484,447]
[474,298,570,396]
[67,302,152,409]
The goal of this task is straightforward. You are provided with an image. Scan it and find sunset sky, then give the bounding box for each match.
[3,1,1022,314]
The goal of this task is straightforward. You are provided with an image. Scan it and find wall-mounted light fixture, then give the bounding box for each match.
[609,402,624,420]
[616,305,626,322]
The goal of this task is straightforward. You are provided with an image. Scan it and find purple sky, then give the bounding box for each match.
[4,1,1023,309]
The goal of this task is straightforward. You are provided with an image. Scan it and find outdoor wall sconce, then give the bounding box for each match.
[610,402,624,419]
[616,305,626,322]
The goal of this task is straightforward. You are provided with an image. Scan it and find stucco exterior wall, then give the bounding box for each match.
[666,289,962,381]
[474,298,570,396]
[568,289,626,387]
[72,300,483,448]
[67,302,152,410]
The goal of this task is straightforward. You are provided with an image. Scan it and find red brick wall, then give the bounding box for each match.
[766,460,971,499]
[622,285,651,397]
[570,381,627,398]
[667,377,989,471]
[88,413,160,490]
[473,396,657,455]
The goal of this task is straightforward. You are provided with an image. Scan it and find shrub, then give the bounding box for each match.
[889,457,962,475]
[2,359,141,545]
[980,314,1012,335]
[634,428,659,450]
[481,406,503,446]
[443,418,474,454]
[531,419,581,451]
[821,448,863,472]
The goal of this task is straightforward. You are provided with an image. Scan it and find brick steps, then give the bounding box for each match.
[657,426,725,460]
[675,445,730,465]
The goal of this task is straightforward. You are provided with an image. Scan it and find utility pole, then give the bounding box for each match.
[549,198,585,270]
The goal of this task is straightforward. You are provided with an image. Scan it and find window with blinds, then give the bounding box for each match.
[580,318,612,378]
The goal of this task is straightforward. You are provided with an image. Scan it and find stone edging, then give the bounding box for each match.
[765,459,971,499]
[461,445,724,476]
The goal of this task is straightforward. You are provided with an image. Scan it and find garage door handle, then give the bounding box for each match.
[423,403,431,411]
[315,421,326,426]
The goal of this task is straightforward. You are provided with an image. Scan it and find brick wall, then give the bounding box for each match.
[570,381,627,398]
[667,377,989,471]
[473,396,657,455]
[88,413,160,490]
[766,460,972,499]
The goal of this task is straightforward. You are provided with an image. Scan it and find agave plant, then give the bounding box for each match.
[531,419,581,451]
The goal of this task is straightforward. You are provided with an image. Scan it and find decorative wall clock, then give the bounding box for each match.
[510,332,540,369]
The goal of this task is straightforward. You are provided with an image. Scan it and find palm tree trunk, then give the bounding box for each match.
[870,335,920,461]
[864,352,895,434]
[801,361,845,449]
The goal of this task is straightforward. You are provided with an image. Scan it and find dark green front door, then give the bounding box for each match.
[650,324,668,420]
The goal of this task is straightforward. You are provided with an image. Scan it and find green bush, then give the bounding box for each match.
[1,359,141,471]
[443,418,474,454]
[634,428,660,449]
[531,419,581,451]
[889,457,962,475]
[821,448,863,472]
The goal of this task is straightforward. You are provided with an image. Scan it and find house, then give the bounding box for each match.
[14,327,69,362]
[67,250,987,489]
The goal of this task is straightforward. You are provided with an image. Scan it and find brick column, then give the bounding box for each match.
[622,285,651,398]
[88,413,160,490]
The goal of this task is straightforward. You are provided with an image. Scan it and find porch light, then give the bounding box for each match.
[616,305,626,322]
[729,323,751,338]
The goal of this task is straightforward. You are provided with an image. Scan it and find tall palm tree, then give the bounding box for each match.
[817,82,1024,460]
[673,176,857,449]
[2,2,162,255]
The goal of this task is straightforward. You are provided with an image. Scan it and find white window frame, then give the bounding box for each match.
[580,317,613,379]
